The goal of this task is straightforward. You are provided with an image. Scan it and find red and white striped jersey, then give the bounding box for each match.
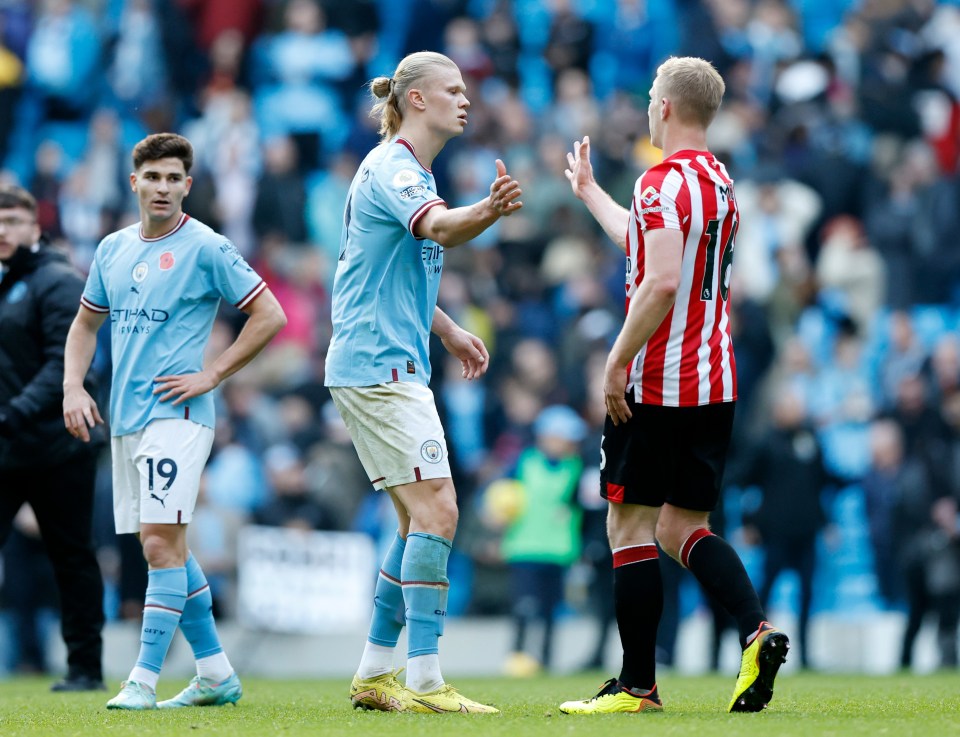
[625,149,738,407]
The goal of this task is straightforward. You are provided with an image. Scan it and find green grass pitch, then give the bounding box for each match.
[0,672,958,736]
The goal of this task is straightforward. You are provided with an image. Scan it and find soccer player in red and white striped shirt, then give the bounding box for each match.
[557,57,789,716]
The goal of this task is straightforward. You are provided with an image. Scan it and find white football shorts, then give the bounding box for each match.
[330,383,451,490]
[111,418,215,534]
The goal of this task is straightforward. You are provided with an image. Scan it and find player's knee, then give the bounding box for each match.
[409,503,458,540]
[140,533,185,569]
[606,515,634,549]
[606,504,657,549]
[410,479,459,539]
[654,520,684,561]
[430,496,459,539]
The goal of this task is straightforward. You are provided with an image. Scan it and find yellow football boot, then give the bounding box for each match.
[728,622,790,712]
[559,678,663,714]
[350,671,412,712]
[406,683,500,714]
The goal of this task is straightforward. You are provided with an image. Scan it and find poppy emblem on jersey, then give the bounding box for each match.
[640,186,660,207]
[421,440,444,464]
[393,169,417,187]
[159,252,175,270]
[132,261,149,282]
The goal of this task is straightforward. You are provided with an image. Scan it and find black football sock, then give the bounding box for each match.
[613,545,661,691]
[681,529,765,648]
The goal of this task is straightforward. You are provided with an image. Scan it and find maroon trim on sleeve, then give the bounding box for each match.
[80,296,110,313]
[235,280,267,309]
[408,199,446,240]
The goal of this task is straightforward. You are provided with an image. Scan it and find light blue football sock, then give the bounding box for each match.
[368,532,407,647]
[135,567,187,675]
[401,532,451,658]
[180,553,224,660]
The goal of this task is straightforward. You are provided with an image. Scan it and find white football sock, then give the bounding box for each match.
[128,666,159,690]
[405,654,443,694]
[196,651,233,681]
[357,642,396,679]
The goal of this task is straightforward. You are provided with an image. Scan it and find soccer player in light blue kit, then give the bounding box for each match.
[328,51,522,714]
[62,133,287,710]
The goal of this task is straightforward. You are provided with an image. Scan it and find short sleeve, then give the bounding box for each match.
[372,160,445,239]
[79,248,109,314]
[635,165,685,234]
[204,239,267,309]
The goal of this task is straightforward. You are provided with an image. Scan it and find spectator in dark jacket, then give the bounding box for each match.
[0,185,105,691]
[864,418,960,669]
[252,136,308,243]
[253,443,336,531]
[734,387,830,669]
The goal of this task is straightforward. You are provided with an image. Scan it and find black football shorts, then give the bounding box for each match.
[599,396,735,512]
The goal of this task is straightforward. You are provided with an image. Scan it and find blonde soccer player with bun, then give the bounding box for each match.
[325,51,522,714]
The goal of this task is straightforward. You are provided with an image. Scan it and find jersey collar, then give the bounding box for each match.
[139,213,190,242]
[394,137,432,173]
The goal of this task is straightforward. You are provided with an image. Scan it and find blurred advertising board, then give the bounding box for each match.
[237,526,376,633]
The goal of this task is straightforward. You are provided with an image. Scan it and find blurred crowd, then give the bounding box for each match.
[3,0,960,674]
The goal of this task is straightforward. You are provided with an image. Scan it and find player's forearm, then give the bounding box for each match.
[607,277,678,370]
[431,306,458,339]
[207,299,287,384]
[579,182,629,252]
[425,199,499,248]
[62,317,99,391]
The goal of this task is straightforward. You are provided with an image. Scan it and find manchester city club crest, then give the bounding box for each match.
[132,261,149,282]
[420,440,444,464]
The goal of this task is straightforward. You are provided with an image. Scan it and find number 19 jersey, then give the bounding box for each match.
[81,214,266,436]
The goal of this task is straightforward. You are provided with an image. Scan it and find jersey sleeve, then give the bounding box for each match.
[372,158,445,240]
[79,247,110,314]
[203,239,267,309]
[634,164,686,234]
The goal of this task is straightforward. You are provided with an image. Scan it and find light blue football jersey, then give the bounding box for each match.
[325,137,446,388]
[81,214,266,436]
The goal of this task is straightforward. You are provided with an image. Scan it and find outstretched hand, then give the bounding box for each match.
[564,136,595,199]
[489,159,523,216]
